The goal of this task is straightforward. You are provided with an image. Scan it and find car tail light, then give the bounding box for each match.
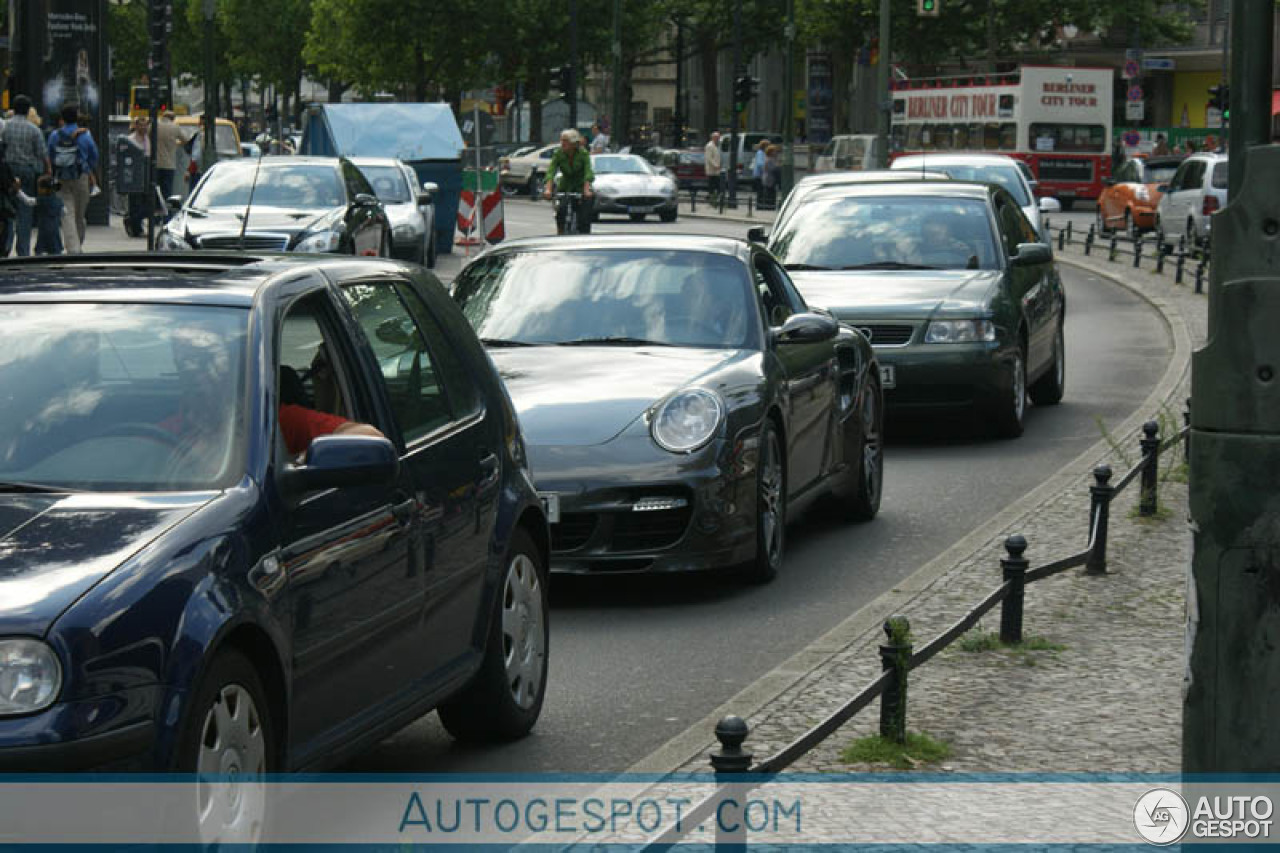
[1203,196,1219,216]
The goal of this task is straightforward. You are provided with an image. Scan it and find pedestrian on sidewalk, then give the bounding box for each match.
[47,103,97,254]
[155,111,186,215]
[34,175,64,256]
[2,95,51,257]
[763,144,781,208]
[124,116,151,238]
[704,131,722,202]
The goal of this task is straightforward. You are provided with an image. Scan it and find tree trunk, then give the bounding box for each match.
[414,45,428,102]
[697,31,719,135]
[530,89,544,144]
[327,79,347,103]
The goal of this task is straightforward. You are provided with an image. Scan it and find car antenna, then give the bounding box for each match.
[238,148,265,250]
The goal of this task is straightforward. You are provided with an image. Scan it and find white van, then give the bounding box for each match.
[813,135,883,172]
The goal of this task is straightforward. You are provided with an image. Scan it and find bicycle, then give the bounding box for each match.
[551,191,589,235]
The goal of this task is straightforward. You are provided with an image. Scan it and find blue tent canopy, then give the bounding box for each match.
[301,103,464,161]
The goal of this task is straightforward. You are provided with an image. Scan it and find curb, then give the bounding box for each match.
[627,253,1194,776]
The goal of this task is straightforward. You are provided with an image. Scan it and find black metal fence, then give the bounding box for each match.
[1043,217,1212,294]
[638,416,1190,850]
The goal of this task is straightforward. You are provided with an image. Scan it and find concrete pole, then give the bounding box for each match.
[782,0,795,195]
[612,0,622,147]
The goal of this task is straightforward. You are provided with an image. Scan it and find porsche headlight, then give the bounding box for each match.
[0,639,62,715]
[651,389,724,453]
[295,230,341,253]
[924,319,996,344]
[155,227,189,251]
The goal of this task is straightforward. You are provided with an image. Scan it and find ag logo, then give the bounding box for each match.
[1134,788,1189,845]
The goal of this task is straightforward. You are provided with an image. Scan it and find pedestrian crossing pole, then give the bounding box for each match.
[1184,0,1280,773]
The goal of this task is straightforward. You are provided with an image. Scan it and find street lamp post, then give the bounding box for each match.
[203,0,218,173]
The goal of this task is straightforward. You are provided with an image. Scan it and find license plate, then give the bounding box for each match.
[539,492,561,524]
[879,365,896,390]
[628,205,653,214]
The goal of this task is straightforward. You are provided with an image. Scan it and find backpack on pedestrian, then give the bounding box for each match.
[52,129,83,181]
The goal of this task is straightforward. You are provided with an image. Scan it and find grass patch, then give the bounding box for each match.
[840,732,952,769]
[1165,461,1189,484]
[1128,503,1174,522]
[957,629,1066,654]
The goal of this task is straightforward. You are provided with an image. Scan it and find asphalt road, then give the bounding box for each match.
[340,196,1171,773]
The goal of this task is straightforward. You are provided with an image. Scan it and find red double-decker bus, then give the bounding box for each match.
[890,66,1115,209]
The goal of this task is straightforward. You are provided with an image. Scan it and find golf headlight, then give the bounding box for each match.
[295,230,341,253]
[925,319,996,344]
[0,639,62,715]
[156,227,189,251]
[651,389,724,453]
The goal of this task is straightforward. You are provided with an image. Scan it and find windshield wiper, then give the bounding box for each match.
[481,337,537,347]
[557,337,673,347]
[782,262,834,271]
[840,262,939,270]
[0,481,81,494]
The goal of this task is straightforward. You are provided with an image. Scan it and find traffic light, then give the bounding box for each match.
[148,0,172,49]
[549,66,574,95]
[733,76,759,112]
[1208,84,1230,121]
[917,0,940,16]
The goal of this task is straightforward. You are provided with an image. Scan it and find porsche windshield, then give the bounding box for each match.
[771,196,1000,272]
[452,250,757,349]
[191,162,346,209]
[0,304,249,491]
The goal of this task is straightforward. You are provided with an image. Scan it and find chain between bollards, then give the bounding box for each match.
[878,616,911,745]
[1086,464,1113,575]
[998,535,1029,645]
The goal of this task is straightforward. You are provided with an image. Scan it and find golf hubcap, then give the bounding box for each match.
[502,553,545,710]
[195,684,266,845]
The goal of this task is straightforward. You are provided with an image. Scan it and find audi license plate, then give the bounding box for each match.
[539,492,561,523]
[880,365,896,390]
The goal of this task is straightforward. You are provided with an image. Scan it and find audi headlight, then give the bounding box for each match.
[0,639,62,715]
[295,230,341,253]
[155,227,189,251]
[650,389,724,453]
[924,319,997,344]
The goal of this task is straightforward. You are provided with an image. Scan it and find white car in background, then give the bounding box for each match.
[1155,152,1228,253]
[891,153,1059,239]
[501,144,557,195]
[352,157,439,267]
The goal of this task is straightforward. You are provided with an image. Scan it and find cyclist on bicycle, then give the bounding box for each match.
[542,128,594,234]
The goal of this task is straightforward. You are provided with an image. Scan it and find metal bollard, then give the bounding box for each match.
[1175,253,1185,285]
[878,616,911,745]
[1087,222,1095,242]
[1139,420,1161,517]
[1133,239,1143,269]
[1058,229,1065,251]
[709,715,752,851]
[1086,464,1113,575]
[690,189,697,213]
[1156,246,1165,274]
[747,194,754,216]
[1184,397,1192,464]
[1066,221,1073,244]
[1195,259,1205,293]
[999,535,1029,645]
[1108,236,1118,262]
[1084,232,1093,256]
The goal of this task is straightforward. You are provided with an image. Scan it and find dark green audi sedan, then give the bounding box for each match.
[767,181,1064,437]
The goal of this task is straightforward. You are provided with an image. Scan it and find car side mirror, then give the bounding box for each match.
[282,435,400,496]
[422,181,439,196]
[747,225,767,244]
[774,311,839,345]
[1038,196,1062,213]
[1011,242,1053,266]
[354,193,379,207]
[166,195,183,210]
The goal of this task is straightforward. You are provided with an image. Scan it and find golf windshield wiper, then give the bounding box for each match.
[557,337,673,347]
[0,481,80,494]
[480,337,537,347]
[782,262,834,271]
[840,262,939,270]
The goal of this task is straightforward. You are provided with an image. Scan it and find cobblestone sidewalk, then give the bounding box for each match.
[653,243,1206,776]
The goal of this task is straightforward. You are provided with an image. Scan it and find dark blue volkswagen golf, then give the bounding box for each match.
[0,254,549,779]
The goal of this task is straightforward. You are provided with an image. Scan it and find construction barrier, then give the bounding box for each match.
[454,170,505,252]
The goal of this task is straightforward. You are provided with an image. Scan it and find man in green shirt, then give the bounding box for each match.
[542,128,594,234]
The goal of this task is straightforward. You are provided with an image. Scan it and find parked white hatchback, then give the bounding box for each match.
[1155,152,1228,253]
